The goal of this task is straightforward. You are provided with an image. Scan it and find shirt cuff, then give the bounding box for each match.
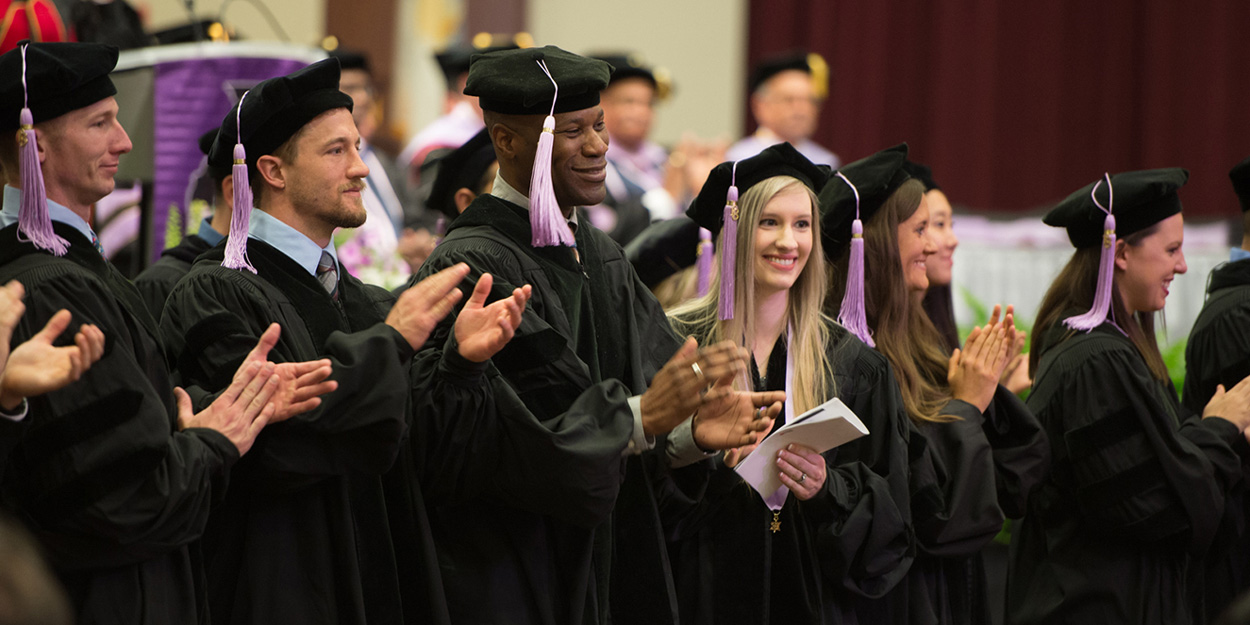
[625,395,656,456]
[666,417,716,468]
[0,398,28,422]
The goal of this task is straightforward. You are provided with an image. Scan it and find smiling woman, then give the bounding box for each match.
[1010,168,1250,625]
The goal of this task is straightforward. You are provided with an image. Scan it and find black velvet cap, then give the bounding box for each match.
[1045,168,1188,248]
[426,128,496,221]
[436,36,523,90]
[1229,156,1250,213]
[592,53,657,88]
[819,143,911,257]
[749,51,811,93]
[208,57,353,171]
[902,159,939,191]
[687,142,830,237]
[0,40,118,131]
[329,49,369,74]
[198,128,231,182]
[465,45,612,116]
[625,216,701,289]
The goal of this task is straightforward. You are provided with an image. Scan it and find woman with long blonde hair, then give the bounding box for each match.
[821,144,1048,625]
[660,143,915,625]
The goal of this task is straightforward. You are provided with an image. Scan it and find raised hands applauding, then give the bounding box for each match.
[0,280,106,411]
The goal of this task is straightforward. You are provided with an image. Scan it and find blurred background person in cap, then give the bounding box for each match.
[728,51,838,167]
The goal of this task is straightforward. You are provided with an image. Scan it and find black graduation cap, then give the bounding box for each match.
[1044,168,1188,248]
[749,51,828,98]
[1229,156,1250,213]
[902,159,939,192]
[687,142,830,237]
[207,57,353,172]
[0,40,117,131]
[624,216,701,289]
[465,45,613,116]
[436,35,525,91]
[426,128,496,221]
[818,143,911,259]
[328,48,369,74]
[198,128,231,182]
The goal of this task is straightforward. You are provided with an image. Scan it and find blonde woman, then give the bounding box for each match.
[822,144,1048,625]
[659,143,914,625]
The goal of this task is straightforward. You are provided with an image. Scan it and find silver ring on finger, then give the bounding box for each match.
[799,472,807,484]
[691,362,704,382]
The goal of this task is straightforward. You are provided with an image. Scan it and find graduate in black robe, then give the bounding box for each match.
[159,59,493,625]
[1009,169,1250,625]
[407,46,781,625]
[0,41,302,624]
[1182,158,1250,622]
[655,145,913,625]
[134,129,229,318]
[821,144,1049,625]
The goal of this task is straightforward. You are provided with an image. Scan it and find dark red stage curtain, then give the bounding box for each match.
[747,0,1250,217]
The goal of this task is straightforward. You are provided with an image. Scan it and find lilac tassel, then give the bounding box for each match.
[528,115,574,247]
[16,108,66,255]
[837,219,874,347]
[696,227,713,296]
[717,184,739,320]
[222,93,257,273]
[1064,213,1117,332]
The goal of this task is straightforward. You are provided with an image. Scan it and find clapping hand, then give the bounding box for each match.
[455,273,532,363]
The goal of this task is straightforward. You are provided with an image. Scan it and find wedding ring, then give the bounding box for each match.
[691,362,704,382]
[799,473,807,484]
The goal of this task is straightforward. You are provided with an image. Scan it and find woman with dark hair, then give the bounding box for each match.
[821,143,1049,625]
[656,143,915,625]
[1007,169,1250,625]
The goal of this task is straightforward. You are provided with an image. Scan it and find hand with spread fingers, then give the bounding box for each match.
[177,360,280,456]
[776,443,827,501]
[387,263,472,350]
[692,390,784,451]
[0,303,106,411]
[455,273,533,363]
[241,323,337,422]
[640,337,750,437]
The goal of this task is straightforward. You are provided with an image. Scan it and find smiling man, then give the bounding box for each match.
[157,58,525,625]
[408,45,784,625]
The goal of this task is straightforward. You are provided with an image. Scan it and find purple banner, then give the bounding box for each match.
[150,56,311,262]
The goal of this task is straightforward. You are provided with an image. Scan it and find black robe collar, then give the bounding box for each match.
[1208,257,1250,295]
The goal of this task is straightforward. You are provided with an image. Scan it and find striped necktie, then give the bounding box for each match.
[316,251,339,301]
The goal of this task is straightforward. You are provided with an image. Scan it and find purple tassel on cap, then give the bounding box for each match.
[717,163,740,320]
[696,226,713,296]
[222,92,257,273]
[528,58,575,247]
[1064,174,1116,332]
[834,172,873,346]
[15,44,67,256]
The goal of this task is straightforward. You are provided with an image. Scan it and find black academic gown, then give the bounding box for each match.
[160,239,431,625]
[1184,259,1250,622]
[1008,321,1247,625]
[0,222,237,625]
[655,319,914,625]
[133,233,213,319]
[406,193,684,625]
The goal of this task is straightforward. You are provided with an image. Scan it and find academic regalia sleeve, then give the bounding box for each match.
[161,269,410,492]
[982,385,1050,518]
[406,237,634,529]
[133,262,182,320]
[1034,337,1243,553]
[8,273,238,569]
[803,334,915,598]
[909,400,1007,557]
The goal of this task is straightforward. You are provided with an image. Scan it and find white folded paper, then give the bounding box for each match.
[734,397,869,500]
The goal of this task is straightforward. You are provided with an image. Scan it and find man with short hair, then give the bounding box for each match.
[0,40,317,624]
[160,57,528,625]
[409,45,783,625]
[727,52,839,167]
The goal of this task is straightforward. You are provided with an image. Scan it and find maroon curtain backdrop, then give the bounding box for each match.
[747,0,1250,217]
